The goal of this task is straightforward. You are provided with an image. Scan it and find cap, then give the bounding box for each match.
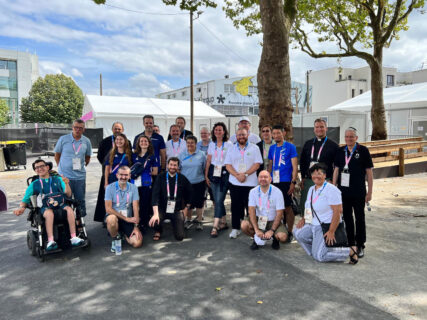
[239,116,251,124]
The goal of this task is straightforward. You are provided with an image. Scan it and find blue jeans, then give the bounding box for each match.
[211,181,229,219]
[69,179,87,217]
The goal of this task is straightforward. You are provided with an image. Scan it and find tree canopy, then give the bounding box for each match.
[20,74,84,124]
[0,99,9,127]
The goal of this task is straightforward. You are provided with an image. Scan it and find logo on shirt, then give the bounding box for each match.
[355,153,360,159]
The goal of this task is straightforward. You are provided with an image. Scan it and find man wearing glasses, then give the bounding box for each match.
[256,125,273,173]
[54,119,92,217]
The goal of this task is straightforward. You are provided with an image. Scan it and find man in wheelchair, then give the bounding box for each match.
[13,159,84,250]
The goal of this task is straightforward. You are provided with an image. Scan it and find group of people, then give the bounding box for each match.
[14,115,374,265]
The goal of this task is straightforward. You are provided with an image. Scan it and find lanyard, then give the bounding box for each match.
[72,141,82,156]
[183,152,196,162]
[111,154,126,174]
[238,142,248,160]
[39,177,53,194]
[183,129,186,139]
[311,136,328,161]
[273,144,285,170]
[310,182,328,205]
[115,182,130,208]
[138,154,149,168]
[258,185,272,211]
[172,139,182,155]
[263,141,270,158]
[111,135,114,148]
[214,142,224,163]
[166,172,178,200]
[344,144,357,169]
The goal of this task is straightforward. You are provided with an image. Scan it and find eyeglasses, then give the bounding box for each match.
[118,174,130,177]
[73,126,84,130]
[34,165,46,170]
[262,130,270,133]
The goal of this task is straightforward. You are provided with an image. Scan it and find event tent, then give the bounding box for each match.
[83,95,226,141]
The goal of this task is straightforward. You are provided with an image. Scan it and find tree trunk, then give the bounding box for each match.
[257,0,295,141]
[368,47,388,140]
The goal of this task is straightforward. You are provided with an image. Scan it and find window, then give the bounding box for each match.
[360,89,363,94]
[0,60,7,69]
[224,84,235,93]
[197,87,201,93]
[352,89,355,97]
[248,86,258,95]
[348,75,352,80]
[339,74,342,80]
[387,75,395,86]
[172,93,176,98]
[167,95,171,99]
[181,91,186,97]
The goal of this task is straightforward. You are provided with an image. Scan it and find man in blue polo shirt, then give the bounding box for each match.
[133,115,166,171]
[54,119,92,217]
[268,124,298,241]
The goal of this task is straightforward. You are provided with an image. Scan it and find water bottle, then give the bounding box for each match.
[115,235,122,256]
[366,202,372,212]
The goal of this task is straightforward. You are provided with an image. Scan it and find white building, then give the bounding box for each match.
[156,75,312,116]
[0,49,39,125]
[310,65,427,112]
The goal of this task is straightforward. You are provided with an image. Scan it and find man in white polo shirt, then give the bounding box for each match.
[225,128,263,238]
[230,116,261,144]
[166,124,187,160]
[241,170,288,250]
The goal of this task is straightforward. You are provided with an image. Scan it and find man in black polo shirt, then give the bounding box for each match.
[256,124,273,174]
[333,127,373,258]
[149,157,192,241]
[299,118,339,212]
[133,115,166,170]
[167,116,193,141]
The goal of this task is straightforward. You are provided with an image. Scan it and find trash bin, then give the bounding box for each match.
[0,140,27,170]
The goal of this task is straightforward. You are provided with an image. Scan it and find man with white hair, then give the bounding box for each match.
[230,116,261,144]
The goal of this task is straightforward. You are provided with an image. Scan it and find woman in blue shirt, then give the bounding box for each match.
[132,135,158,228]
[179,135,206,230]
[104,133,133,186]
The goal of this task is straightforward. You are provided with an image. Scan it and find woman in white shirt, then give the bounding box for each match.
[294,163,358,264]
[205,122,233,237]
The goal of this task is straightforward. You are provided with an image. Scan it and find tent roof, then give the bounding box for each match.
[84,95,225,118]
[327,82,427,112]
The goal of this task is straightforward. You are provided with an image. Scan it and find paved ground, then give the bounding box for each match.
[0,156,426,320]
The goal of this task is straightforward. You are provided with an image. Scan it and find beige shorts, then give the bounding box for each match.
[244,217,287,234]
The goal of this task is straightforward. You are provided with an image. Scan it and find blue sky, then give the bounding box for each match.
[1,0,426,97]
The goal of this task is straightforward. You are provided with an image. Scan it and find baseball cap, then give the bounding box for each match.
[239,116,251,123]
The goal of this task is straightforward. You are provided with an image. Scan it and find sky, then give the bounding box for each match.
[0,0,426,98]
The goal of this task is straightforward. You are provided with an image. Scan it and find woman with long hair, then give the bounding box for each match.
[104,133,133,187]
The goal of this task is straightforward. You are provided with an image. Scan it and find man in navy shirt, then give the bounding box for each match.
[268,124,298,241]
[133,115,166,170]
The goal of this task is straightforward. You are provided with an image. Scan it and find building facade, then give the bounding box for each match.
[156,75,312,116]
[310,65,427,112]
[0,49,39,125]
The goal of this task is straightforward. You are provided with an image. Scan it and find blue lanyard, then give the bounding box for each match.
[183,152,196,162]
[39,177,53,194]
[311,136,328,161]
[344,143,358,168]
[111,154,127,174]
[172,139,181,152]
[115,182,130,207]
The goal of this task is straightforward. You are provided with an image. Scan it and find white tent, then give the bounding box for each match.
[327,82,427,112]
[83,95,226,141]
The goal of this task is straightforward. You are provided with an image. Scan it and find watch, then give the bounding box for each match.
[244,173,249,177]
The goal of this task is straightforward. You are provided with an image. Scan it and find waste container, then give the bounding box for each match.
[0,140,27,170]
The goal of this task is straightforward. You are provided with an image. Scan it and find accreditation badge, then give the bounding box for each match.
[304,208,313,224]
[213,165,222,177]
[309,161,318,168]
[341,172,350,187]
[166,200,176,213]
[238,162,246,173]
[134,176,142,187]
[72,158,82,170]
[119,210,127,217]
[257,215,268,231]
[273,170,280,183]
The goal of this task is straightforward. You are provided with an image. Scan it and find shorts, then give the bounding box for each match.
[118,219,135,238]
[40,204,68,215]
[189,181,206,209]
[245,216,287,234]
[273,182,292,208]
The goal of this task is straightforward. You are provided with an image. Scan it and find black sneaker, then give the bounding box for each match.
[272,237,280,250]
[287,231,293,243]
[250,241,259,250]
[358,247,365,258]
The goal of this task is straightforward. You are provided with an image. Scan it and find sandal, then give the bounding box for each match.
[349,247,359,265]
[153,232,161,241]
[210,227,219,238]
[218,223,229,231]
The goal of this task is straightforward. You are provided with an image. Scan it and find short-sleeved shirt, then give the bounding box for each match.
[179,150,206,184]
[224,142,263,187]
[305,182,342,226]
[132,153,156,187]
[248,185,285,221]
[166,138,187,159]
[207,141,233,167]
[268,142,298,182]
[196,140,211,154]
[22,176,66,204]
[230,132,261,144]
[133,132,165,166]
[105,182,139,217]
[299,137,339,179]
[54,133,92,180]
[333,143,374,197]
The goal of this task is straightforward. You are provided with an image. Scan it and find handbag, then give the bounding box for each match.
[310,189,348,248]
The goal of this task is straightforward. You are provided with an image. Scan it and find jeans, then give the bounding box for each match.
[68,179,87,217]
[211,181,229,219]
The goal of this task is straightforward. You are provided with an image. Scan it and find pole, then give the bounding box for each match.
[190,10,194,132]
[306,71,310,113]
[100,73,103,96]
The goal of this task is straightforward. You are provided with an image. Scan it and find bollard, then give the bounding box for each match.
[398,148,405,177]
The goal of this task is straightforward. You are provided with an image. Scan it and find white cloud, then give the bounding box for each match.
[39,61,65,75]
[71,68,84,78]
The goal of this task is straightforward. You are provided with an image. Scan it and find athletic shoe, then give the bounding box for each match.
[195,220,203,231]
[229,229,241,239]
[184,220,193,230]
[272,237,280,250]
[287,231,293,243]
[358,247,365,258]
[250,241,259,250]
[46,241,58,251]
[111,240,116,253]
[70,236,84,246]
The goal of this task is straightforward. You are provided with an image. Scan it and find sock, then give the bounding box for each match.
[71,233,76,238]
[48,236,54,242]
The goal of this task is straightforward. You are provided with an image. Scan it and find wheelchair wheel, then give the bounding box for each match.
[27,230,37,256]
[36,247,45,262]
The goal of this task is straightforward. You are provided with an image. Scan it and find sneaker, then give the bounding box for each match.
[358,247,365,258]
[111,240,116,253]
[184,220,193,230]
[229,229,241,239]
[272,237,280,250]
[70,236,84,246]
[46,240,58,251]
[195,220,203,231]
[250,241,259,250]
[287,231,293,243]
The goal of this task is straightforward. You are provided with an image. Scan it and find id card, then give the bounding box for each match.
[213,165,222,177]
[37,194,43,208]
[119,210,127,217]
[134,177,142,187]
[238,162,246,173]
[309,161,318,168]
[273,170,280,183]
[166,200,176,213]
[304,208,313,224]
[341,172,350,187]
[257,215,268,231]
[72,158,81,170]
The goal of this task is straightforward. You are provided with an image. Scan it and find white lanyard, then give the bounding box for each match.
[172,139,182,156]
[273,144,285,170]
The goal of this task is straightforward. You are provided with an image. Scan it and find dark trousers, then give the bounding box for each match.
[342,195,366,248]
[138,186,153,227]
[229,184,252,230]
[152,209,184,241]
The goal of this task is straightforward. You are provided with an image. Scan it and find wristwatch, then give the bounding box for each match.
[245,173,249,177]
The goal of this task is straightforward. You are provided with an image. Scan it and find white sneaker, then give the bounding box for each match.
[229,229,241,239]
[70,236,84,246]
[46,240,58,251]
